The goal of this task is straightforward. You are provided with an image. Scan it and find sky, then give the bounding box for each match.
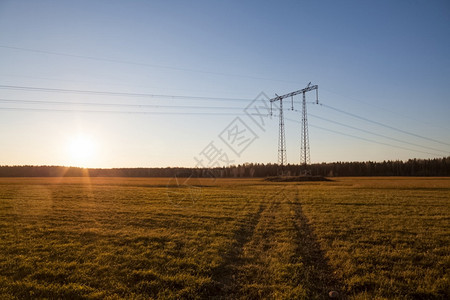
[0,0,449,168]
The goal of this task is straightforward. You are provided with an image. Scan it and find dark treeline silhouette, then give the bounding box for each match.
[1,157,449,177]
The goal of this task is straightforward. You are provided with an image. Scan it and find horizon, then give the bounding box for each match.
[2,155,448,170]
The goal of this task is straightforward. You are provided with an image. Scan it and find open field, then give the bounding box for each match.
[0,177,449,299]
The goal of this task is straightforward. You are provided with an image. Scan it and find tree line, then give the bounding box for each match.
[1,157,449,177]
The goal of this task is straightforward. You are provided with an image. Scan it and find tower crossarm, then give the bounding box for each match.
[269,83,318,104]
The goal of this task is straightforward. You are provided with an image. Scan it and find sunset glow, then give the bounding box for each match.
[67,135,97,167]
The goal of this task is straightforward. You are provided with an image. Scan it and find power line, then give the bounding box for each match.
[0,84,253,102]
[1,83,447,158]
[285,117,444,157]
[321,103,450,147]
[0,98,247,110]
[321,88,450,132]
[304,111,449,155]
[0,72,245,96]
[2,103,445,158]
[0,106,268,116]
[3,84,447,150]
[3,96,446,156]
[2,93,447,155]
[0,45,297,84]
[311,124,443,157]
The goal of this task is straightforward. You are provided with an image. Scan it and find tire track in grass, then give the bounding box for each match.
[234,190,281,298]
[205,196,267,298]
[290,188,345,299]
[204,185,345,299]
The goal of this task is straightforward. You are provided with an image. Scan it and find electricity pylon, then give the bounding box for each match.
[300,89,310,173]
[270,94,287,173]
[277,95,287,168]
[270,83,318,174]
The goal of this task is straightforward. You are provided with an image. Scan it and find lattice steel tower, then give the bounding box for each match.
[270,94,287,169]
[300,89,310,171]
[278,96,287,167]
[270,83,318,174]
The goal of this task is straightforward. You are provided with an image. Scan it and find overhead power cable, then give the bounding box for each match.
[1,103,445,158]
[285,117,444,157]
[0,98,247,110]
[321,103,450,147]
[1,83,447,158]
[0,106,269,116]
[300,111,449,155]
[0,45,297,83]
[321,87,450,132]
[0,84,253,102]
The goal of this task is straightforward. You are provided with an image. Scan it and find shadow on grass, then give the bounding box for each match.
[201,188,345,299]
[202,201,266,298]
[291,190,346,299]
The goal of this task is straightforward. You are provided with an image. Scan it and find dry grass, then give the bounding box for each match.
[0,177,448,299]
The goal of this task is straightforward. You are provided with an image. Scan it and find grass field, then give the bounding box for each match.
[0,177,449,299]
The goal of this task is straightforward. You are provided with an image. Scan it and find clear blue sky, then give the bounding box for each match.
[1,0,449,168]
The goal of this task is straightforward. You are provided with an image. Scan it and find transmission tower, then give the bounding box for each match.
[301,90,310,173]
[270,94,287,171]
[278,96,287,168]
[270,83,318,174]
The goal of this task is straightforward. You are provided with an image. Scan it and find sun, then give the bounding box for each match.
[67,135,97,167]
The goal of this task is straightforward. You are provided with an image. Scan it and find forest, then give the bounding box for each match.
[1,157,449,177]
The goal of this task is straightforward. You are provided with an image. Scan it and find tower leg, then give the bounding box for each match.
[300,91,311,175]
[278,99,287,175]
